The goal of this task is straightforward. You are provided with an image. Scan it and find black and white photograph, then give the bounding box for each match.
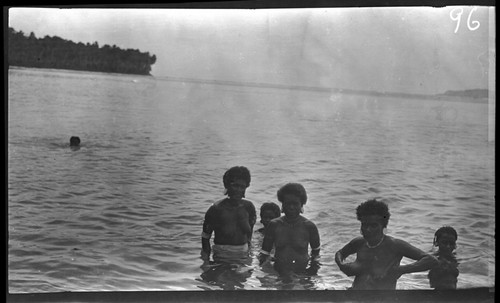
[6,3,495,302]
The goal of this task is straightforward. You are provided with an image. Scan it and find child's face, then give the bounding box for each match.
[436,233,456,255]
[281,194,302,219]
[360,215,384,242]
[260,210,278,227]
[227,179,248,201]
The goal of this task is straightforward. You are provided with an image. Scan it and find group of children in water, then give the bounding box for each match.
[201,166,459,290]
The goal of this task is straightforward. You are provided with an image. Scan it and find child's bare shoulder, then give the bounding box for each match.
[212,198,226,207]
[302,216,318,228]
[385,236,422,254]
[351,236,366,245]
[344,236,366,250]
[241,199,256,207]
[265,217,282,231]
[269,216,285,225]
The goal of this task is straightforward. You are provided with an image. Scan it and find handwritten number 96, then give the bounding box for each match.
[450,7,480,33]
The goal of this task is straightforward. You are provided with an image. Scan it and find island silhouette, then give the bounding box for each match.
[8,27,156,76]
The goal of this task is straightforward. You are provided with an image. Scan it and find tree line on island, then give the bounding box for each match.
[8,27,156,76]
[440,89,489,99]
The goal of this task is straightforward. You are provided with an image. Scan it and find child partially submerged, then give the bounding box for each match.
[428,226,459,290]
[335,199,438,289]
[257,202,281,234]
[201,166,257,264]
[258,183,320,277]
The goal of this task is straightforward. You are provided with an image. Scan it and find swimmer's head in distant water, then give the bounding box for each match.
[223,166,251,197]
[70,136,81,147]
[356,199,390,228]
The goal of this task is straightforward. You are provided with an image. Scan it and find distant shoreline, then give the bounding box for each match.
[9,66,491,104]
[9,65,153,78]
[159,76,491,103]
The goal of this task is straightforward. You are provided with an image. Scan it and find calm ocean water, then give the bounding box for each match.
[8,68,495,293]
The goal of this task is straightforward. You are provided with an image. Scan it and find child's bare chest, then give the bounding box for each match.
[274,223,309,246]
[357,245,401,267]
[217,205,249,221]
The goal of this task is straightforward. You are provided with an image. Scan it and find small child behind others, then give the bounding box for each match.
[428,226,459,290]
[257,202,281,234]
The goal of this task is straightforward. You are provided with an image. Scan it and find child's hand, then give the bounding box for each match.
[258,253,270,265]
[305,266,319,276]
[306,258,321,275]
[338,260,365,277]
[200,249,210,261]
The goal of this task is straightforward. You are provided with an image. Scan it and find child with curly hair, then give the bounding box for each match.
[258,183,320,277]
[201,166,257,264]
[428,226,459,290]
[335,199,438,289]
[257,202,281,234]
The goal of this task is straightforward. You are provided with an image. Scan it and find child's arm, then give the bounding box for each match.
[246,201,257,243]
[308,221,321,263]
[258,220,276,265]
[303,222,321,275]
[201,206,215,261]
[385,239,438,279]
[335,238,365,276]
[201,237,211,261]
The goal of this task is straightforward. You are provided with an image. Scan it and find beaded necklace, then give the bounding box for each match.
[366,235,385,249]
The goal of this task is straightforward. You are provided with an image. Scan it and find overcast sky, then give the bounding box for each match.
[8,6,495,95]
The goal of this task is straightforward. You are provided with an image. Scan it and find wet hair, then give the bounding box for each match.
[70,136,81,146]
[356,199,391,228]
[433,226,458,246]
[260,202,281,217]
[222,166,251,189]
[277,183,308,205]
